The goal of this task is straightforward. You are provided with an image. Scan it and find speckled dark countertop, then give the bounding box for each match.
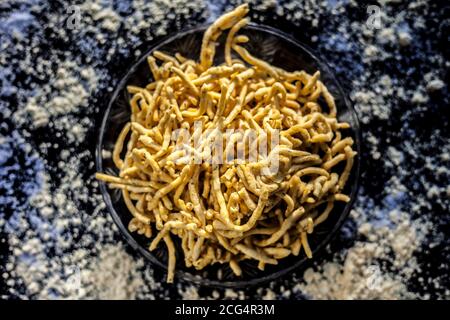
[0,0,449,299]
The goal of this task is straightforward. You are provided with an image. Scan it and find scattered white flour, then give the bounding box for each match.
[1,0,448,300]
[293,209,429,299]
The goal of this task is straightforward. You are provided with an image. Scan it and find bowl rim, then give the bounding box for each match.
[95,22,361,288]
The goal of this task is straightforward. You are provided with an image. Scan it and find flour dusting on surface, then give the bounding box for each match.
[0,0,448,299]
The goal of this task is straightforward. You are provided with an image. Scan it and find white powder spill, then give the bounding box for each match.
[0,0,448,300]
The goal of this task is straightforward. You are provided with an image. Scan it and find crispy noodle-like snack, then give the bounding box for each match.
[96,4,356,283]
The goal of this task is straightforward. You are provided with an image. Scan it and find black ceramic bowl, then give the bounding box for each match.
[96,23,361,288]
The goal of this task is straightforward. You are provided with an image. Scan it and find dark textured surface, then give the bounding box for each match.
[0,0,449,299]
